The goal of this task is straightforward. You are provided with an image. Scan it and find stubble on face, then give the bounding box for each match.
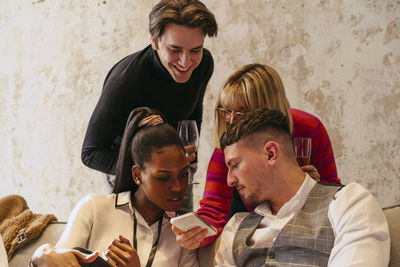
[225,141,270,207]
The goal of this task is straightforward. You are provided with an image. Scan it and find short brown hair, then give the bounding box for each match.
[149,0,218,42]
[220,108,291,151]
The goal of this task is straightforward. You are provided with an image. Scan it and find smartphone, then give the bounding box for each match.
[170,212,218,237]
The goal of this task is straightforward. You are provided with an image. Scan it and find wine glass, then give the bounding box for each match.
[177,120,199,150]
[177,120,199,184]
[293,137,312,167]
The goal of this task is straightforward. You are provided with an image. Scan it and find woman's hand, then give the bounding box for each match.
[172,225,207,250]
[184,145,197,163]
[301,165,320,181]
[30,243,99,267]
[105,235,140,267]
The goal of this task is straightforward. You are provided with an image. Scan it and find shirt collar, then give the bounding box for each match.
[115,191,133,210]
[114,191,176,227]
[255,173,317,218]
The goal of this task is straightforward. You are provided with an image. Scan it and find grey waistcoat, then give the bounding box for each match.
[232,182,343,267]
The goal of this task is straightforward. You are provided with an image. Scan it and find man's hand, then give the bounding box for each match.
[172,225,207,250]
[184,145,197,163]
[105,235,140,267]
[30,243,99,267]
[301,165,320,181]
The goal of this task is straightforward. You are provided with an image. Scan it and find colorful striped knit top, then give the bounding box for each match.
[197,108,340,247]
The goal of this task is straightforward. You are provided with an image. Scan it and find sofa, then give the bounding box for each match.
[8,205,400,267]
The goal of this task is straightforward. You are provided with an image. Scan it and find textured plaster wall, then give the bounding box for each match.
[1,0,399,220]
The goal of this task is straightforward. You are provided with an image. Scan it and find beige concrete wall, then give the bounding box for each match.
[1,0,399,220]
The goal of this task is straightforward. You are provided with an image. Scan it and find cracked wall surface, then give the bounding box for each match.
[1,0,399,220]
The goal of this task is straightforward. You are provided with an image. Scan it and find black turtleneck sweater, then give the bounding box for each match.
[81,45,214,174]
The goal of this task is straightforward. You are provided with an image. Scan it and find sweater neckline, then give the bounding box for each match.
[150,47,176,82]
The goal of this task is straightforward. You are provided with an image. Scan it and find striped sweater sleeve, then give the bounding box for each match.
[291,109,340,184]
[196,148,232,247]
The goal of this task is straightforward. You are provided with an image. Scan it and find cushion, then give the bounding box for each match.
[8,222,66,267]
[384,205,400,267]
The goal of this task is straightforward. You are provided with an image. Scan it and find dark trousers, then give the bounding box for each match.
[176,162,197,214]
[177,183,193,215]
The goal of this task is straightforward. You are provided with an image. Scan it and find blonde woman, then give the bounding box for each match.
[173,63,340,249]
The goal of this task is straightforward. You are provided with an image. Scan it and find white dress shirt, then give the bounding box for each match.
[215,174,390,266]
[56,191,198,267]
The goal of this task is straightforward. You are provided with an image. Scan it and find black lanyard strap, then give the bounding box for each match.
[133,212,163,267]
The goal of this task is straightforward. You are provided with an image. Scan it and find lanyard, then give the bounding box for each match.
[133,212,163,267]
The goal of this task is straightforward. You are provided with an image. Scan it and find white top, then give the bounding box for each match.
[0,234,8,267]
[56,191,198,267]
[215,175,390,267]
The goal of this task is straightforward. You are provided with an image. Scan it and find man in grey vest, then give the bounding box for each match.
[214,108,390,267]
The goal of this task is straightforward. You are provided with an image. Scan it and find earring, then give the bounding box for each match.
[135,177,141,185]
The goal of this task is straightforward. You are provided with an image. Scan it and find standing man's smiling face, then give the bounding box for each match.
[152,23,205,83]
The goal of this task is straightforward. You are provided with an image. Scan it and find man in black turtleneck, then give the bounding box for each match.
[81,0,218,198]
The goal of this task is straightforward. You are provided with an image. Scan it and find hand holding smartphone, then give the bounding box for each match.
[170,212,217,237]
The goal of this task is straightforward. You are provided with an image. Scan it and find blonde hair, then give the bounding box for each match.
[214,63,293,147]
